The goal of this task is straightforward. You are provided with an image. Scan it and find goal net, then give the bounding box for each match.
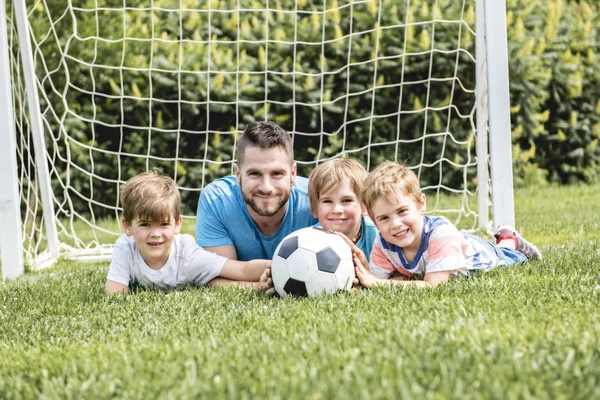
[3,0,513,271]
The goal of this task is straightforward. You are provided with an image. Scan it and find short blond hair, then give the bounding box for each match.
[308,158,367,215]
[120,171,181,223]
[361,161,422,220]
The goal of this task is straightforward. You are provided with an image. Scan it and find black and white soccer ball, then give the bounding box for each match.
[271,227,355,297]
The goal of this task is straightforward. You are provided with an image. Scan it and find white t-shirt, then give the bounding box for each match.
[107,234,228,290]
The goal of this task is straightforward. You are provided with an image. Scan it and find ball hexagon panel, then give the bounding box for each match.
[271,255,290,295]
[286,248,318,282]
[297,227,338,253]
[306,271,340,296]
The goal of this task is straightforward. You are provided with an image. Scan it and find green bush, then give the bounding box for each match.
[10,0,600,217]
[507,0,599,185]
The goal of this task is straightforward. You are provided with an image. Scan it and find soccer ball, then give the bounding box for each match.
[271,227,355,297]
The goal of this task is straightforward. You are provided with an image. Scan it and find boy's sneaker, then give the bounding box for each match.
[494,225,542,261]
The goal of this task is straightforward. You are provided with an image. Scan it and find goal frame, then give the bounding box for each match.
[0,0,514,280]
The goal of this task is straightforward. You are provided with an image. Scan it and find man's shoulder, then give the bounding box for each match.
[292,175,309,191]
[203,175,238,194]
[290,176,310,200]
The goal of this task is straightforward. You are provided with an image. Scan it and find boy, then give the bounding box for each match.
[340,161,541,288]
[105,172,273,294]
[308,158,378,260]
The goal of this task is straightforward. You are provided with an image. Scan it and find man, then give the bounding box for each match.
[196,121,318,261]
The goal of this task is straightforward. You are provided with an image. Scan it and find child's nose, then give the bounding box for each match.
[390,214,403,227]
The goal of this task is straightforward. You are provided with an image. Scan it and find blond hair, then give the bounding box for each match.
[360,161,422,220]
[308,158,367,215]
[120,171,181,223]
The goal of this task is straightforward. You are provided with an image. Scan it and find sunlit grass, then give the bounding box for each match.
[1,184,599,399]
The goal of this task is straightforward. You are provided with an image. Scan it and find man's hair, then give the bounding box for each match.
[120,171,181,223]
[360,161,422,220]
[308,158,367,215]
[237,121,293,165]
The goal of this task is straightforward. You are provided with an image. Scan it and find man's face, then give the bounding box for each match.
[235,146,296,218]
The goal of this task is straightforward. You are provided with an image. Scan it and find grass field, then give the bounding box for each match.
[1,184,599,399]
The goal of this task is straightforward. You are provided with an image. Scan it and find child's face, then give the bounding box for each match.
[122,214,182,269]
[315,184,365,239]
[371,190,426,254]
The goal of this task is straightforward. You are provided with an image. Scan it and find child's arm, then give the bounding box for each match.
[105,238,133,294]
[208,267,274,293]
[220,259,270,281]
[106,280,129,294]
[354,257,451,288]
[337,231,452,288]
[210,259,274,292]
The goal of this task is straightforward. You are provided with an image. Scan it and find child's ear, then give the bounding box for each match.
[121,218,133,236]
[419,193,427,213]
[174,215,183,234]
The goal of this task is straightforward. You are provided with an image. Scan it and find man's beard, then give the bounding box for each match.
[239,177,291,217]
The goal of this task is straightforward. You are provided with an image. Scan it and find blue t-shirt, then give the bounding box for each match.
[357,216,378,262]
[314,215,378,262]
[196,175,318,261]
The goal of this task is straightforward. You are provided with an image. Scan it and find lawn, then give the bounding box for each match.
[1,184,599,399]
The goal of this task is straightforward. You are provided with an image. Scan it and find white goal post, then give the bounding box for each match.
[1,0,514,279]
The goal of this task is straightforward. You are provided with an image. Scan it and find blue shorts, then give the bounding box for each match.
[469,233,528,268]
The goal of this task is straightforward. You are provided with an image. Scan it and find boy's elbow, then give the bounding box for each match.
[105,280,128,294]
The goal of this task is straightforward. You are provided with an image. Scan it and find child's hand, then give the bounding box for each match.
[353,253,382,289]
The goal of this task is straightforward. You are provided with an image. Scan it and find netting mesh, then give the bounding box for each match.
[9,0,485,266]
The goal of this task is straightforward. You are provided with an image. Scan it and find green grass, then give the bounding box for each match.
[1,184,600,399]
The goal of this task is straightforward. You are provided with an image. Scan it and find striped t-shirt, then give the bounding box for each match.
[369,215,507,279]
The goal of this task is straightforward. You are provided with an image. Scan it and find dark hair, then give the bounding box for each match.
[237,121,293,165]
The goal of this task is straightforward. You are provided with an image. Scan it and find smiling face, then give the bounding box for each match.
[315,184,365,240]
[122,214,182,270]
[235,145,296,219]
[371,190,426,255]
